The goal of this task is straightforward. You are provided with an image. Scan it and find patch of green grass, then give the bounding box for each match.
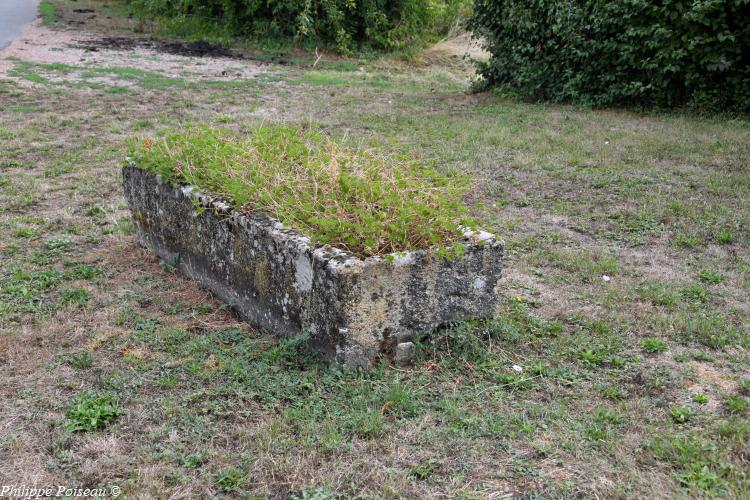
[180,452,204,469]
[678,464,727,494]
[132,118,152,131]
[1,268,66,312]
[8,60,76,87]
[670,406,694,424]
[0,80,12,94]
[70,265,102,280]
[637,281,679,308]
[592,405,625,426]
[9,60,189,90]
[408,458,442,480]
[528,248,619,282]
[38,1,55,26]
[697,269,724,284]
[6,105,40,113]
[691,351,716,362]
[681,284,708,303]
[601,208,662,245]
[676,314,747,350]
[692,394,708,404]
[584,405,625,444]
[104,85,131,95]
[578,348,608,366]
[99,66,188,89]
[213,467,246,492]
[650,435,732,494]
[713,228,735,245]
[130,125,475,257]
[640,338,668,354]
[724,395,748,415]
[600,385,627,401]
[288,68,462,94]
[65,391,122,432]
[13,227,41,239]
[672,231,702,249]
[65,351,93,369]
[156,375,179,388]
[44,160,75,177]
[61,287,90,306]
[45,236,71,251]
[114,217,135,235]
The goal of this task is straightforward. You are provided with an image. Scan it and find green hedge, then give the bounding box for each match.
[468,0,750,112]
[130,0,469,53]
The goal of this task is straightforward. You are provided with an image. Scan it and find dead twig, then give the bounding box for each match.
[312,47,322,68]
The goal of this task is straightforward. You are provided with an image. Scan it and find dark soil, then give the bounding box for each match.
[75,36,248,60]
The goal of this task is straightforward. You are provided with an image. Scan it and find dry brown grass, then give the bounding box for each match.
[0,1,748,497]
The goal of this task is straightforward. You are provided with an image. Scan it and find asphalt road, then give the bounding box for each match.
[0,0,38,50]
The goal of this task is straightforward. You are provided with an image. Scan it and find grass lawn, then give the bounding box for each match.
[0,1,748,497]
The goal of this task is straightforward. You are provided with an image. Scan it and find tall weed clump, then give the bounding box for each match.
[129,125,474,257]
[468,0,750,112]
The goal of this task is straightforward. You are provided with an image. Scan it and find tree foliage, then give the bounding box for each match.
[131,0,469,52]
[468,0,750,111]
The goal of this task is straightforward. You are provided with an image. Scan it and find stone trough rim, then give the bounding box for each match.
[124,163,504,268]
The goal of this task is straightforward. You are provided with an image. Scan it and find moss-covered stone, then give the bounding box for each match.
[123,166,504,368]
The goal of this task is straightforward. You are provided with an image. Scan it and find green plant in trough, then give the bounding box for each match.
[129,125,474,258]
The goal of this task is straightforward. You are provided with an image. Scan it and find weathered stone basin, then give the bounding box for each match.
[122,166,503,368]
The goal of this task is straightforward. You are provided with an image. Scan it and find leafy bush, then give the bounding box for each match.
[129,125,474,257]
[468,0,750,112]
[129,0,470,53]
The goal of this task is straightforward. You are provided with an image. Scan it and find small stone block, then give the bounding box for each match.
[394,342,415,367]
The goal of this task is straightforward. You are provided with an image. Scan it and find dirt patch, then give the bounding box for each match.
[0,21,79,75]
[75,36,251,60]
[1,21,267,85]
[421,33,489,67]
[692,361,737,393]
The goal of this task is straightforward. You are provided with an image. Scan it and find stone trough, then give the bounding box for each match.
[122,166,504,369]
